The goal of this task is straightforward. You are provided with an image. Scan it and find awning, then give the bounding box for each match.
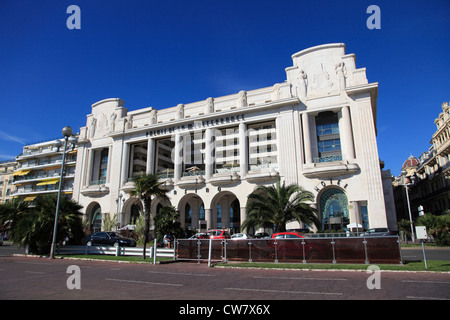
[36,178,60,186]
[23,196,37,202]
[12,169,31,176]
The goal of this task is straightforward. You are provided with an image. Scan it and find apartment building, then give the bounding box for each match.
[0,160,18,203]
[11,137,78,201]
[394,101,450,219]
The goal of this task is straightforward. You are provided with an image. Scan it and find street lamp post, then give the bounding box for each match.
[396,171,416,243]
[49,126,73,259]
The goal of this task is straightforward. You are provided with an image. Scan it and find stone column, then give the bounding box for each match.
[340,106,355,160]
[205,128,213,180]
[302,113,313,164]
[240,207,247,233]
[146,137,155,174]
[174,133,182,182]
[239,122,248,177]
[205,209,212,230]
[121,143,129,185]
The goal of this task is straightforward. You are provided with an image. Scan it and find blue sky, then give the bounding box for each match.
[0,0,449,176]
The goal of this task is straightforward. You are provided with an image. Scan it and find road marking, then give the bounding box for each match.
[253,276,348,281]
[105,278,183,287]
[15,261,52,265]
[224,287,343,296]
[407,296,449,300]
[110,268,121,271]
[24,271,46,274]
[402,280,450,285]
[147,271,215,277]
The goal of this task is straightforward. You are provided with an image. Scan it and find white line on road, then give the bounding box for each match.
[402,280,450,285]
[24,271,46,274]
[224,287,343,296]
[147,271,215,277]
[253,276,348,281]
[105,278,183,287]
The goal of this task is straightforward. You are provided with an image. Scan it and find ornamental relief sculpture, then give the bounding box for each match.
[298,61,347,98]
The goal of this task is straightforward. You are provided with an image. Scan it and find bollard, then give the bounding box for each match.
[153,240,157,265]
[208,238,213,267]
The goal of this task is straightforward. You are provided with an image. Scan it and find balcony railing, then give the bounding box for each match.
[313,155,343,163]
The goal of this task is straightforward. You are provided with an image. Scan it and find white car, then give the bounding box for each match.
[231,233,250,240]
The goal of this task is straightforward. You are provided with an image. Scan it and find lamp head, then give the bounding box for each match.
[62,126,73,137]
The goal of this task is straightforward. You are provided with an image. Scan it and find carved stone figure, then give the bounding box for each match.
[335,62,347,91]
[271,83,281,100]
[89,117,97,138]
[205,97,214,114]
[297,70,308,98]
[176,104,185,119]
[236,90,247,108]
[149,109,157,124]
[109,113,117,132]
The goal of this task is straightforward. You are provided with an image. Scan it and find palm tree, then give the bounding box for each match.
[154,206,184,244]
[128,173,168,259]
[0,195,83,254]
[242,179,320,233]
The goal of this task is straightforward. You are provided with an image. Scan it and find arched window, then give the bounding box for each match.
[199,204,205,221]
[130,203,140,225]
[185,203,192,229]
[230,199,240,232]
[217,204,222,228]
[91,204,102,233]
[319,188,349,232]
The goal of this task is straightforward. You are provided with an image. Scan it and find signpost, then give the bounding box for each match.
[415,226,428,269]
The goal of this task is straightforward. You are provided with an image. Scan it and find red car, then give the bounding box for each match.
[270,232,323,260]
[207,229,231,239]
[271,232,305,239]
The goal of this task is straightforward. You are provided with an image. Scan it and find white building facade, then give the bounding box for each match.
[72,43,395,234]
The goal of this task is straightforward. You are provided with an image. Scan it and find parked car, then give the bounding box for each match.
[271,231,305,239]
[360,228,396,237]
[189,233,209,239]
[270,232,322,260]
[253,232,270,239]
[206,229,231,239]
[83,232,136,247]
[231,233,250,240]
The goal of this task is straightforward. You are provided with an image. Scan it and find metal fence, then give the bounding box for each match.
[175,236,402,265]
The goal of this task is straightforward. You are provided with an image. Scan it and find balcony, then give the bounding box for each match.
[303,159,359,178]
[81,179,109,196]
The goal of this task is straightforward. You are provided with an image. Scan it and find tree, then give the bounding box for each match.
[417,213,450,246]
[242,179,320,233]
[128,173,168,259]
[397,219,412,243]
[0,195,84,254]
[154,206,184,244]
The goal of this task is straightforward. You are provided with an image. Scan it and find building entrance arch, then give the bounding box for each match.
[86,202,102,233]
[210,191,240,234]
[177,194,205,234]
[318,187,349,232]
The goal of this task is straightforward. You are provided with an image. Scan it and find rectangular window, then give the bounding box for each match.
[182,131,205,176]
[248,121,277,170]
[155,138,175,178]
[215,126,240,173]
[129,142,148,179]
[315,112,342,163]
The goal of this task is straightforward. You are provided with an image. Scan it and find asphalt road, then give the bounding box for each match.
[0,255,449,303]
